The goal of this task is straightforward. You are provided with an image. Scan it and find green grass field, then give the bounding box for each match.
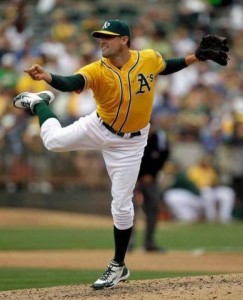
[0,222,242,251]
[0,221,242,291]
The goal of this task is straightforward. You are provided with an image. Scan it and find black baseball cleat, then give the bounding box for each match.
[92,260,130,290]
[13,91,55,114]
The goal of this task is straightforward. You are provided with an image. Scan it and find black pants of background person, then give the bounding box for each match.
[128,180,165,252]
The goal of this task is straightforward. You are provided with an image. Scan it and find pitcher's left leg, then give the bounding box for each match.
[92,126,149,290]
[92,146,144,290]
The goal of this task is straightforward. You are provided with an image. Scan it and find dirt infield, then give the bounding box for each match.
[0,250,243,273]
[0,208,243,299]
[0,273,242,300]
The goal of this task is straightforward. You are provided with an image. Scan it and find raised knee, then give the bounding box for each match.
[44,138,63,152]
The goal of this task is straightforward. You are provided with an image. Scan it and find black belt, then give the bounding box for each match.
[97,113,141,138]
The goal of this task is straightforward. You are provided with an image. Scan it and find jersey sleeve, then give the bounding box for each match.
[154,50,166,74]
[74,61,101,91]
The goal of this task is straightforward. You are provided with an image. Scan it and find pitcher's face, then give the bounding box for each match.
[99,35,128,58]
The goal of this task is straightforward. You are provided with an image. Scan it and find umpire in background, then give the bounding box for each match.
[129,125,170,252]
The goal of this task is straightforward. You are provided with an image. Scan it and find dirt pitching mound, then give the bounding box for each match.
[0,273,243,300]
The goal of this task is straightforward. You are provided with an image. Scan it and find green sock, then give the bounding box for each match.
[113,226,132,265]
[34,103,58,127]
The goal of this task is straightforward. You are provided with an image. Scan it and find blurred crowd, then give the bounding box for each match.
[0,0,243,214]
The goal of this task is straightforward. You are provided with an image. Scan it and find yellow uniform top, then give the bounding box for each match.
[187,166,219,189]
[75,49,166,132]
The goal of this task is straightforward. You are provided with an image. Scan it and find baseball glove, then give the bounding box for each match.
[195,34,229,66]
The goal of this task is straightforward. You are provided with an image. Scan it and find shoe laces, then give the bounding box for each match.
[100,263,118,281]
[22,102,30,110]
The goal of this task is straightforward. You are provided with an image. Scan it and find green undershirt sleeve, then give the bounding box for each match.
[50,74,85,92]
[160,58,187,75]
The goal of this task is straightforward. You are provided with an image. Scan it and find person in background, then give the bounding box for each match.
[187,155,235,223]
[163,160,204,222]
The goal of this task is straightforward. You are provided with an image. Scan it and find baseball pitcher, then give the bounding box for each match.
[13,19,229,289]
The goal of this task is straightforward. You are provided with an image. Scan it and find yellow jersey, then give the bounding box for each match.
[75,49,165,132]
[187,166,218,189]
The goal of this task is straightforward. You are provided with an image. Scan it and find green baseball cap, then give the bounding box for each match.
[92,19,131,39]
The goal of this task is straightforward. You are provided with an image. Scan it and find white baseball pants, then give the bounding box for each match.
[40,111,150,229]
[201,186,235,223]
[163,189,204,222]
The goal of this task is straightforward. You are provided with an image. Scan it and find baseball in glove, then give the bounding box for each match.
[195,34,229,66]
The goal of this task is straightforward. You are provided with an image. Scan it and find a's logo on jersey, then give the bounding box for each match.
[103,22,110,29]
[136,73,153,94]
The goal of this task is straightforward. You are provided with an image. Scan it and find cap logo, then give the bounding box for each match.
[102,22,110,29]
